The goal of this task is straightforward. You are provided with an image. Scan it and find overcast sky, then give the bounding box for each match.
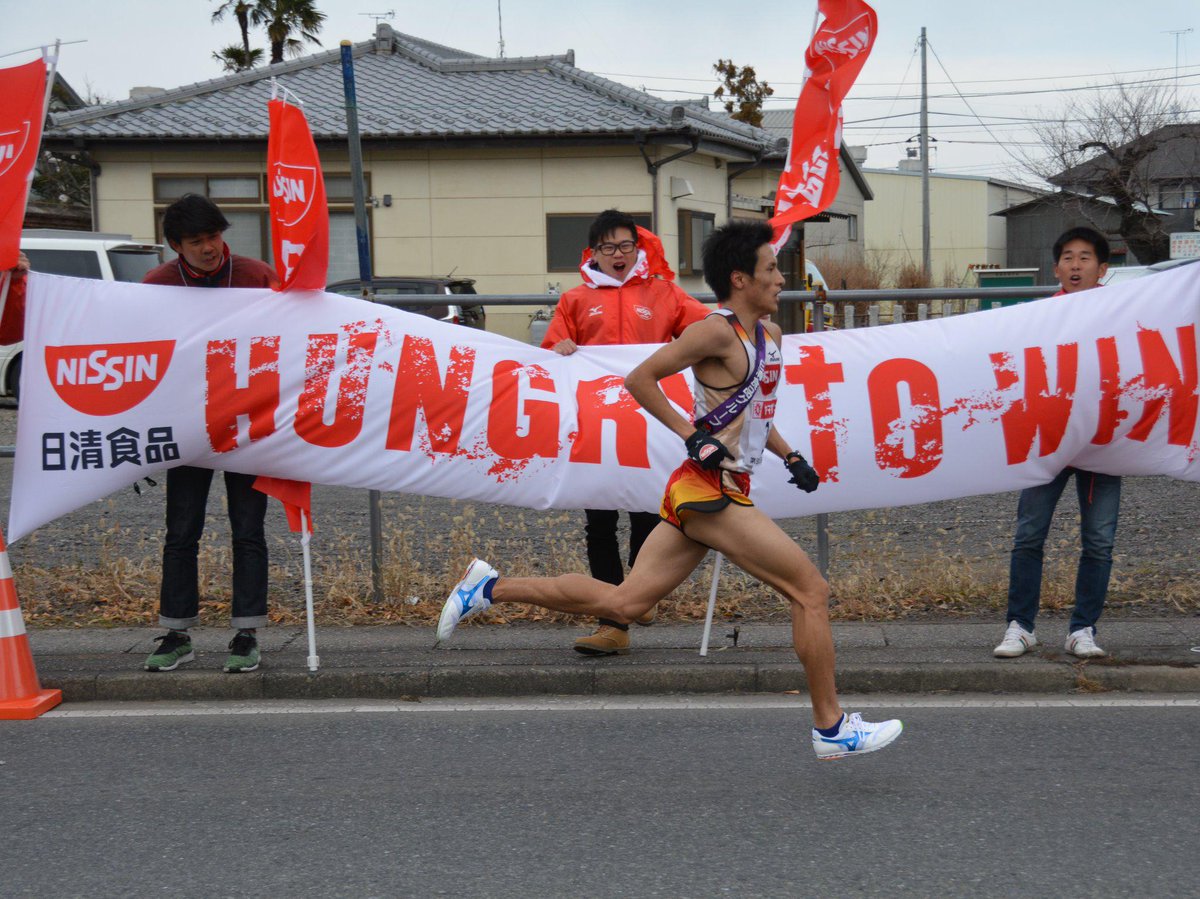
[4,0,1197,184]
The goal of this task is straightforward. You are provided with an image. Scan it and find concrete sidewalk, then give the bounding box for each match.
[25,617,1200,703]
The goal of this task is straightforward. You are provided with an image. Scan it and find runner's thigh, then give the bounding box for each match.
[681,503,822,599]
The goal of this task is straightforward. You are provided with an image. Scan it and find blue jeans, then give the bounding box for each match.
[1007,467,1121,634]
[159,466,269,630]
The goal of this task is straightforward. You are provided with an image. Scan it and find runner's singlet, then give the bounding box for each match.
[692,309,782,474]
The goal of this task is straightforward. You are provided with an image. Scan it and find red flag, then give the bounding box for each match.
[253,476,313,534]
[770,0,877,250]
[267,98,329,291]
[0,59,48,270]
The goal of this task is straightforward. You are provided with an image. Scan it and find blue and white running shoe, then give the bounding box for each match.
[437,558,499,643]
[812,712,903,760]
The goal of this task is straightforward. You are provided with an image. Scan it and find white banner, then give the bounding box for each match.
[9,265,1200,542]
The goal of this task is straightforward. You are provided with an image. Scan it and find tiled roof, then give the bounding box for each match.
[47,25,775,154]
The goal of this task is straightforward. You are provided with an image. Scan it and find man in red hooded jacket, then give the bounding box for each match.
[543,209,709,655]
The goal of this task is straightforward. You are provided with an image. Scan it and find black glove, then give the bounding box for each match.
[685,428,731,471]
[784,451,820,493]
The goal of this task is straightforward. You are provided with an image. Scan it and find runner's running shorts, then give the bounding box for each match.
[659,459,753,530]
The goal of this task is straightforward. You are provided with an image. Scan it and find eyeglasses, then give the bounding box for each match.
[595,240,637,256]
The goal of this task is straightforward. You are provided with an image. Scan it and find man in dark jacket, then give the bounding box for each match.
[142,194,278,674]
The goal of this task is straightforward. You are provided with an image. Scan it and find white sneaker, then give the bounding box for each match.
[437,558,498,642]
[1065,626,1106,658]
[812,712,903,760]
[994,621,1038,658]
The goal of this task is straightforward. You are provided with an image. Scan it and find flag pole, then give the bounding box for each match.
[301,510,319,672]
[39,40,61,129]
[699,552,725,656]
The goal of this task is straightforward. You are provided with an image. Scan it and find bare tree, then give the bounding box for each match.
[1027,80,1199,263]
[713,59,774,127]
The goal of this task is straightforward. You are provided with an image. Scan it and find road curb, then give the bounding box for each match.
[38,660,1200,703]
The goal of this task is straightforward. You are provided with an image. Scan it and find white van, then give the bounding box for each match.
[1,230,163,401]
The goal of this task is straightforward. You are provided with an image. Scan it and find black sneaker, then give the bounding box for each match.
[144,631,195,671]
[224,631,260,673]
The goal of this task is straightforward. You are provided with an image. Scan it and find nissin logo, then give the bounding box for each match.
[0,122,31,177]
[45,341,175,415]
[271,161,316,226]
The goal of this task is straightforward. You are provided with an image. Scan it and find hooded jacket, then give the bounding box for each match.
[542,228,709,348]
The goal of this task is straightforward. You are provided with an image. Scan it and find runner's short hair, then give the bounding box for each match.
[1053,226,1110,264]
[588,209,640,249]
[162,194,230,245]
[702,219,775,301]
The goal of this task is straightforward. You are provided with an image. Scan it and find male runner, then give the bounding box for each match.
[438,220,902,759]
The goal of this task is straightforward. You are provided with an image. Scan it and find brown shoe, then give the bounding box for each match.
[634,607,656,626]
[573,624,630,656]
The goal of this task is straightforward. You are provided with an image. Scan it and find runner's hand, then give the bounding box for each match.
[685,429,731,471]
[785,452,820,493]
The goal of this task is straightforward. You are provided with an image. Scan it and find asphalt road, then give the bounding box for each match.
[2,696,1197,898]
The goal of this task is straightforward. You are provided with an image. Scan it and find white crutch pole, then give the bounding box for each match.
[699,552,725,657]
[301,510,319,672]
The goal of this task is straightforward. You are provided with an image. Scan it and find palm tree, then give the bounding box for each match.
[210,1,265,57]
[212,44,265,73]
[261,0,327,65]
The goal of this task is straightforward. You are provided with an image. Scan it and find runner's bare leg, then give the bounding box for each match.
[489,523,707,622]
[490,503,841,727]
[679,504,841,728]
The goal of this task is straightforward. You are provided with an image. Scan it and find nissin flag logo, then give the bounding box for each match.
[45,341,175,415]
[271,161,317,227]
[0,121,31,178]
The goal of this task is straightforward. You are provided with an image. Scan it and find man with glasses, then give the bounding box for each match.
[542,209,709,655]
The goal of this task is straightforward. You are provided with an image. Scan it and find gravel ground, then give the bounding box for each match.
[2,400,1197,619]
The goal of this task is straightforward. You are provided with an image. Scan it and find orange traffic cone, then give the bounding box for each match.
[0,526,61,719]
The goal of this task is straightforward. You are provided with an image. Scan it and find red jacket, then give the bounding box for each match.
[543,274,709,348]
[143,251,277,289]
[0,273,25,344]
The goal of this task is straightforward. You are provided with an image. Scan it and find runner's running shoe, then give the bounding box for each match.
[812,712,903,760]
[437,559,498,642]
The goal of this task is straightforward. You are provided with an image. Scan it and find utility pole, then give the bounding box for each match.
[1165,28,1193,111]
[920,26,931,283]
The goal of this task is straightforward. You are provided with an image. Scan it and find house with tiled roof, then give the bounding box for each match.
[44,24,794,339]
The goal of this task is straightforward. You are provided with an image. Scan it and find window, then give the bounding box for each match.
[847,214,859,241]
[677,210,715,276]
[23,248,103,279]
[546,213,652,272]
[154,172,369,286]
[1159,182,1198,209]
[154,174,261,203]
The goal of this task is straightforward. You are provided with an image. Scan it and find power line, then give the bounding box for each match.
[591,62,1200,89]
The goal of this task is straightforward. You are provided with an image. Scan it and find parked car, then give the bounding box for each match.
[325,276,485,330]
[1101,256,1200,286]
[1,230,163,402]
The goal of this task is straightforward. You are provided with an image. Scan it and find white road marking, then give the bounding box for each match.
[38,693,1200,719]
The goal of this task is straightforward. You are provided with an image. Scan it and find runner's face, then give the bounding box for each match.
[172,231,226,273]
[1053,238,1107,293]
[743,244,784,313]
[593,227,638,281]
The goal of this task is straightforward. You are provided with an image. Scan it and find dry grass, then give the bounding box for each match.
[14,507,1199,628]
